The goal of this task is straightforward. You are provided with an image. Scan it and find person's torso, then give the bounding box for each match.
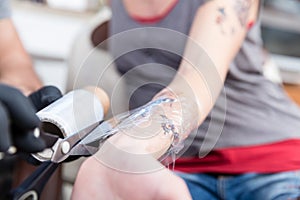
[109,0,300,155]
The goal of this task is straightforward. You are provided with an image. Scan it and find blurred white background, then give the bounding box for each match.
[11,0,102,93]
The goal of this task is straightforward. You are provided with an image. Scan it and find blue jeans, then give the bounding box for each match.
[178,171,300,200]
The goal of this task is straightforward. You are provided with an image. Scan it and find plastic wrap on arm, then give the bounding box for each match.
[106,94,200,163]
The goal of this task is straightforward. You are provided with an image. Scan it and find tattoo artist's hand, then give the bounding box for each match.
[0,84,62,156]
[72,153,192,200]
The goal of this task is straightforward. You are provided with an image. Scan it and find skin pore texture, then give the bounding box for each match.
[72,1,259,199]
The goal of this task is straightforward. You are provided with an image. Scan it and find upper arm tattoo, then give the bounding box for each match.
[212,0,255,35]
[215,6,236,35]
[233,0,252,28]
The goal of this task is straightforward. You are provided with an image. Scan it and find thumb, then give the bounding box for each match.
[28,86,62,111]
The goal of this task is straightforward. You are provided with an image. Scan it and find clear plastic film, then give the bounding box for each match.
[99,94,200,167]
[33,88,199,167]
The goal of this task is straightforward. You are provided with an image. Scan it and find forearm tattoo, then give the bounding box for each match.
[110,96,198,164]
[161,114,180,146]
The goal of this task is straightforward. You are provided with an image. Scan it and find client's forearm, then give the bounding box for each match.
[104,97,192,159]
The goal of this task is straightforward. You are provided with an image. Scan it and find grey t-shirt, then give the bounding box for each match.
[0,0,11,19]
[109,0,300,155]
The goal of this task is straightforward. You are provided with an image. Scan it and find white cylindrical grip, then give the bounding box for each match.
[37,87,110,137]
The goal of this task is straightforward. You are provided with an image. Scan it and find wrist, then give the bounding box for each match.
[0,75,42,96]
[106,123,173,159]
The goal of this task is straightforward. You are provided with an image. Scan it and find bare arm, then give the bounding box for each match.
[167,0,259,121]
[0,19,42,95]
